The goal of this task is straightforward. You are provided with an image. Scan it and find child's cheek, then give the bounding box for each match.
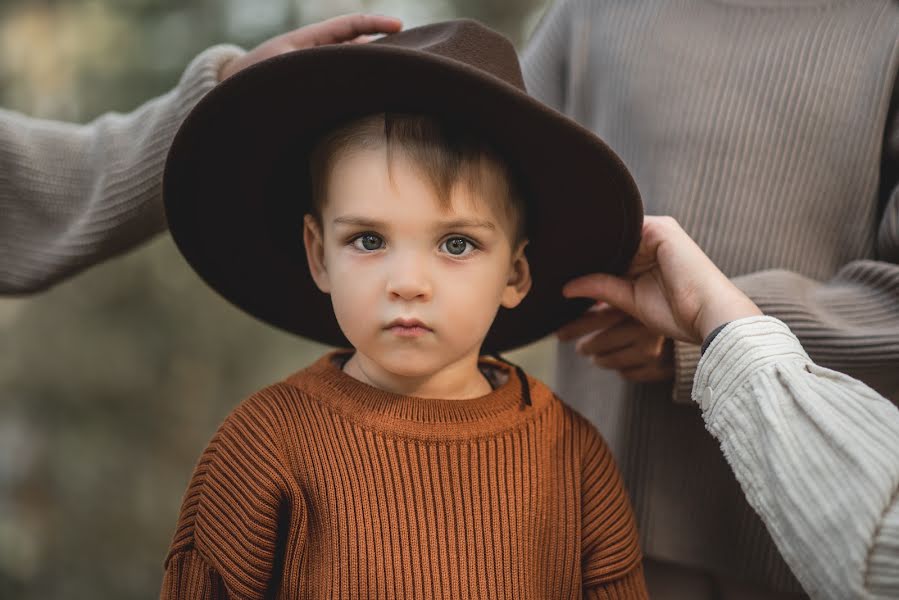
[439,267,504,341]
[327,259,383,342]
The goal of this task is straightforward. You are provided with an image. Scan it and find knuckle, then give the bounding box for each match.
[658,215,680,229]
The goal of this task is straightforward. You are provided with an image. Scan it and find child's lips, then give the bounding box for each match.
[385,318,432,338]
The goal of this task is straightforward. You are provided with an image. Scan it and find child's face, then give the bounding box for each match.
[304,148,530,388]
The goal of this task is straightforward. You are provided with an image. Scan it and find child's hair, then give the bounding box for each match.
[309,113,527,244]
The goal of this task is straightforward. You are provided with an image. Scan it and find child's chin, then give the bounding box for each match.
[378,356,441,379]
[366,348,448,379]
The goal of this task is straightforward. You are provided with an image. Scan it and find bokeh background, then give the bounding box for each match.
[0,1,557,597]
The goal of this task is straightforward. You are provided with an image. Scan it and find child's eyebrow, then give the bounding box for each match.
[331,216,496,230]
[332,216,386,228]
[437,218,496,231]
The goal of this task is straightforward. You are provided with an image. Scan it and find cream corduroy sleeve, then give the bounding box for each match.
[694,316,899,600]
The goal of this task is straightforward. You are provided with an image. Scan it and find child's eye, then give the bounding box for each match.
[440,237,475,257]
[352,233,384,251]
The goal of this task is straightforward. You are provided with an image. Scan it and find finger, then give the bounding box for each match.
[590,345,648,371]
[557,305,629,341]
[576,320,649,356]
[346,34,378,44]
[562,273,637,317]
[618,216,675,278]
[306,14,402,46]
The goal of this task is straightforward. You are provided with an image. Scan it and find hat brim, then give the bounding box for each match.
[164,43,642,353]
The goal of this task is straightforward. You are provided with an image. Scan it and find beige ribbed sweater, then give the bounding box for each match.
[160,353,647,598]
[522,0,899,591]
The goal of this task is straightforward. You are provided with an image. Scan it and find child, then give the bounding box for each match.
[159,19,646,598]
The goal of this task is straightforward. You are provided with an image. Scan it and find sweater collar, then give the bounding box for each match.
[286,351,550,440]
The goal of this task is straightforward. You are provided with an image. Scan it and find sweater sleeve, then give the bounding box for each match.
[0,43,243,295]
[161,549,228,599]
[672,87,899,404]
[584,564,647,600]
[577,416,647,597]
[160,392,304,600]
[693,316,899,600]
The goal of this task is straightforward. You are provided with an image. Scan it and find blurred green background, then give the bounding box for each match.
[0,1,555,597]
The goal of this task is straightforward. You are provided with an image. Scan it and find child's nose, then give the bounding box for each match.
[385,254,432,301]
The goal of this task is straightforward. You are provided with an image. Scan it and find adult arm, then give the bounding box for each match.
[0,14,402,295]
[673,250,899,403]
[0,45,241,295]
[671,97,899,402]
[564,216,899,599]
[695,316,899,600]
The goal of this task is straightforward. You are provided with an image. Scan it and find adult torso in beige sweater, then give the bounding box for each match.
[522,0,899,594]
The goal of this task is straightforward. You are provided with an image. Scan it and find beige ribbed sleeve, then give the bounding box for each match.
[694,316,899,600]
[674,182,899,402]
[0,44,243,295]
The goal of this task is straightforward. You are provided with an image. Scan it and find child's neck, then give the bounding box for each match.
[342,351,492,400]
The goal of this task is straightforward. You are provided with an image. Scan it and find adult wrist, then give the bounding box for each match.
[700,322,729,355]
[696,294,762,340]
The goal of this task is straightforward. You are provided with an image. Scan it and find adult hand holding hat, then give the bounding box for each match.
[560,216,762,346]
[219,14,403,82]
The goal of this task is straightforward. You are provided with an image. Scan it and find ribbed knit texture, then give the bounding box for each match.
[694,316,899,599]
[160,353,646,599]
[523,0,899,591]
[0,43,243,295]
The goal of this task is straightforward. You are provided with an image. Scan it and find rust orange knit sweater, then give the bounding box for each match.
[160,352,646,599]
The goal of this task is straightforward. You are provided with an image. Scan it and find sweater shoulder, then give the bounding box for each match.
[164,380,306,562]
[549,388,609,452]
[523,374,614,465]
[234,372,327,435]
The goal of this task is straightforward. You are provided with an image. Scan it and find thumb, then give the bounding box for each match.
[562,273,636,317]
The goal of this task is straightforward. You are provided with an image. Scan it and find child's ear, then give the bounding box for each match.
[501,240,531,309]
[303,214,330,293]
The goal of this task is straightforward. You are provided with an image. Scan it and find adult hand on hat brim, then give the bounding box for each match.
[218,14,403,82]
[558,216,762,348]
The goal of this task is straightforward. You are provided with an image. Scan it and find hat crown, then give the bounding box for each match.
[374,19,526,92]
[164,19,642,352]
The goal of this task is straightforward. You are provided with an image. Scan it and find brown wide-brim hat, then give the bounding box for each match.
[164,19,642,353]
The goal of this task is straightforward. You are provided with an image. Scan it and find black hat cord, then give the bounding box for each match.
[489,353,532,407]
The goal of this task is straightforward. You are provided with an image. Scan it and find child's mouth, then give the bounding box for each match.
[385,318,432,338]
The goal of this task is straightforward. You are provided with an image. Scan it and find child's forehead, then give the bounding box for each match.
[323,148,508,224]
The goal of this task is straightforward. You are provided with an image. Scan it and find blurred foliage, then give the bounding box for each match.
[0,0,554,598]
